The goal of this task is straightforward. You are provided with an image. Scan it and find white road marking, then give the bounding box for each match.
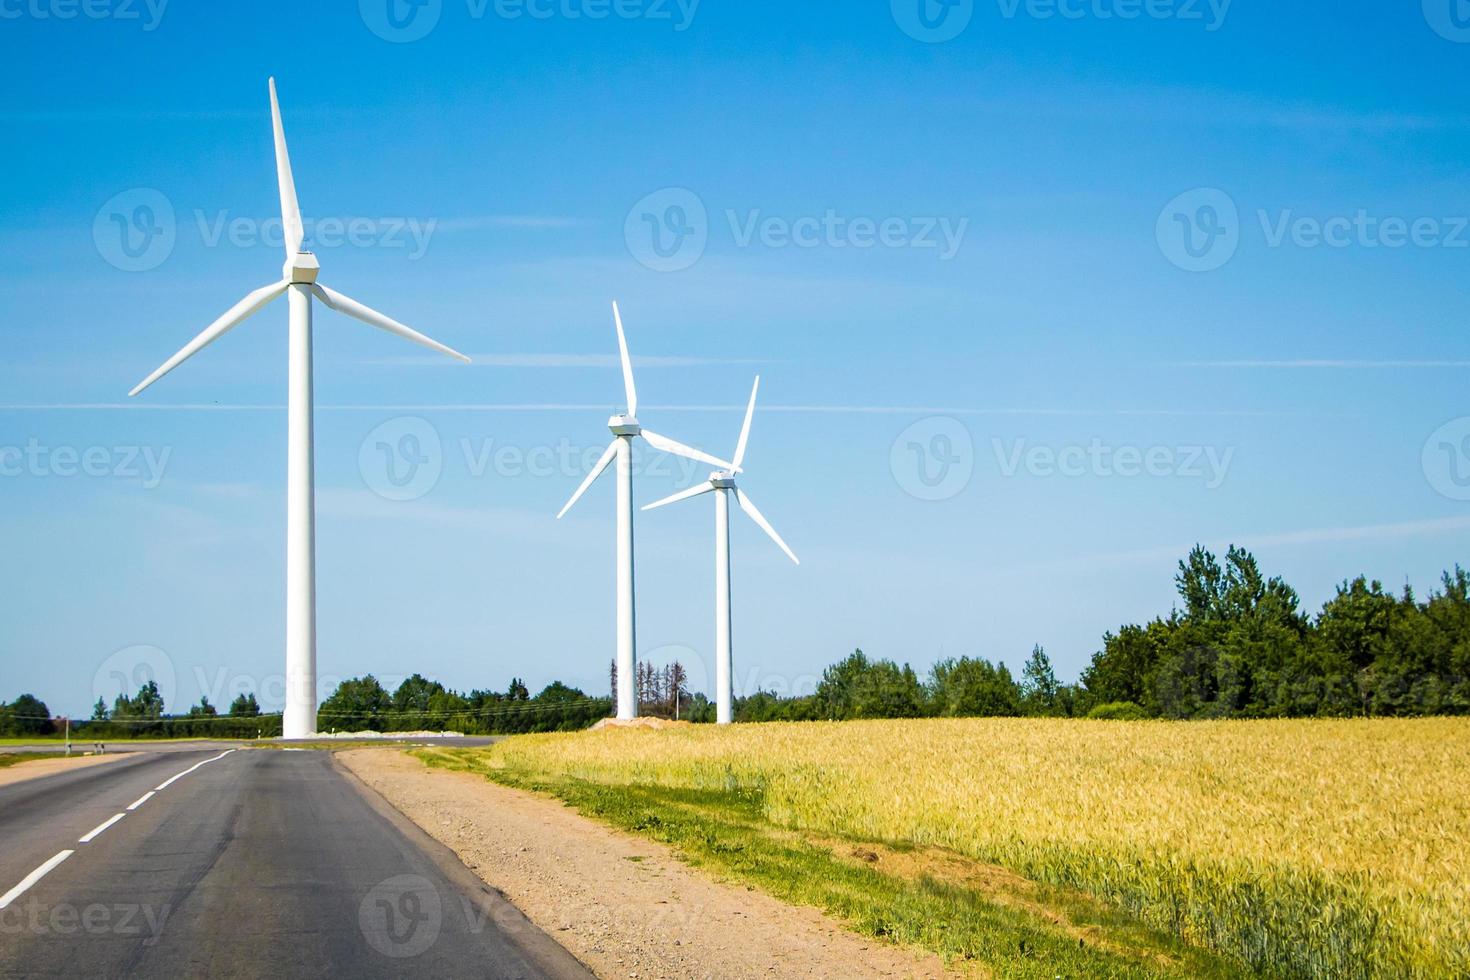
[0,851,73,910]
[78,813,126,844]
[155,749,237,791]
[0,748,241,913]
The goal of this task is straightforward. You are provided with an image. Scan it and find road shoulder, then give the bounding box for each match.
[0,752,132,788]
[338,747,954,980]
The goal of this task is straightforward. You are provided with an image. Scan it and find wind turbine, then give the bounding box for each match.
[643,377,798,725]
[557,302,737,721]
[128,78,469,739]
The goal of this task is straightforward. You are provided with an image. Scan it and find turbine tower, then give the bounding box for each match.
[643,377,799,724]
[557,302,737,720]
[129,78,469,739]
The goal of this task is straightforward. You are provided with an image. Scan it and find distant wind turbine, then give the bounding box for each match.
[643,377,799,724]
[128,78,470,739]
[557,302,737,721]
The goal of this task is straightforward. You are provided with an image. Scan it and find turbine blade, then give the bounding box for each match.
[735,488,800,565]
[129,280,288,396]
[557,440,619,519]
[641,482,715,512]
[733,375,760,469]
[612,300,637,417]
[312,284,470,363]
[268,77,305,258]
[641,429,736,472]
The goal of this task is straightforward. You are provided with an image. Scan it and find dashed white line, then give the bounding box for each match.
[0,851,73,910]
[155,748,237,791]
[0,748,240,912]
[78,813,126,844]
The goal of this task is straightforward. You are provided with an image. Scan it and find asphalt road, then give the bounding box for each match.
[0,749,591,979]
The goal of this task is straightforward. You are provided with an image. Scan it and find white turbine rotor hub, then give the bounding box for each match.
[285,250,319,284]
[609,415,641,436]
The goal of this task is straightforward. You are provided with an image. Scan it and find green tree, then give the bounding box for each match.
[320,675,392,732]
[228,693,261,717]
[3,694,52,736]
[929,657,1022,717]
[1020,645,1059,715]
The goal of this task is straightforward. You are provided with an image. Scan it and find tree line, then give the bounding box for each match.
[4,545,1465,737]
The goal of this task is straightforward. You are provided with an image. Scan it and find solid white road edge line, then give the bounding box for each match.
[0,851,73,910]
[155,748,237,792]
[126,790,155,811]
[78,813,126,844]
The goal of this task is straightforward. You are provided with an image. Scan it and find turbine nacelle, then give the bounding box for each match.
[710,474,736,489]
[285,250,320,284]
[609,416,642,437]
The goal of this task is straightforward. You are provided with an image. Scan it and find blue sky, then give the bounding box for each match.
[3,0,1469,716]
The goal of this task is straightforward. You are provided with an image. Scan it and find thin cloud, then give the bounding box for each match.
[431,215,593,232]
[369,353,767,369]
[1024,516,1470,576]
[1174,360,1470,369]
[0,403,1338,418]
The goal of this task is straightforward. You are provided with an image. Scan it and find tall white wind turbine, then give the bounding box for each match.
[557,302,737,721]
[642,377,799,724]
[129,78,469,739]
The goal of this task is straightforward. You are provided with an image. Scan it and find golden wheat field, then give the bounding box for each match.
[469,717,1470,978]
